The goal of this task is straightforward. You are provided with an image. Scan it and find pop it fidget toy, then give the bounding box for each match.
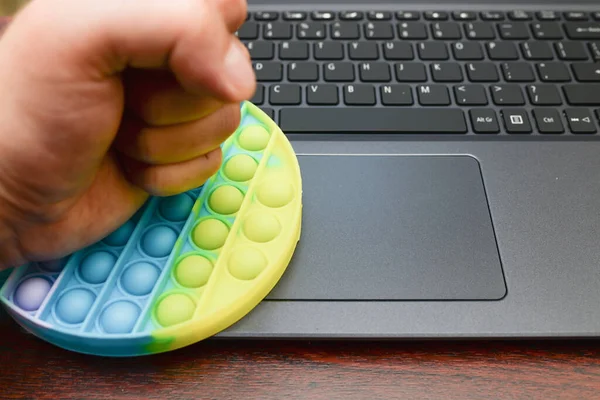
[0,102,302,356]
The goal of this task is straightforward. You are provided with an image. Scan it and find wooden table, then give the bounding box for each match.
[2,305,600,399]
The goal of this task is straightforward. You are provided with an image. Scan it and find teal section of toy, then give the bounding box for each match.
[0,101,303,357]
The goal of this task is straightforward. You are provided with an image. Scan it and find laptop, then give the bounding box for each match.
[220,0,600,340]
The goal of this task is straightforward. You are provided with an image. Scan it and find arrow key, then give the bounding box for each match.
[565,108,597,133]
[533,108,564,134]
[572,63,600,82]
[469,109,499,133]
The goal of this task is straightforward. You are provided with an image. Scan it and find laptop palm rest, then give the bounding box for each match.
[266,154,507,301]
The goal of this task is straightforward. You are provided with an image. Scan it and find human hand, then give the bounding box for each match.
[0,0,255,269]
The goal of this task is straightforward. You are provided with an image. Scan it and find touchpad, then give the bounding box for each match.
[267,154,506,301]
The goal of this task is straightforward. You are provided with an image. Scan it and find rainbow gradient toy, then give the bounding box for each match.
[0,102,302,356]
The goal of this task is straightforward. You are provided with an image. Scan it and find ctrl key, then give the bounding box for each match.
[469,109,500,133]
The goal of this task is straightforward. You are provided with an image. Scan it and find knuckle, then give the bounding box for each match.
[138,166,168,196]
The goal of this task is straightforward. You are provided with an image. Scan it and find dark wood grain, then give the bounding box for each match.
[2,309,600,400]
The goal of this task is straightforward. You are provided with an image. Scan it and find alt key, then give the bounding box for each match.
[469,109,500,133]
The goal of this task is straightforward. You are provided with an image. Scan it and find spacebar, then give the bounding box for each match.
[279,108,468,133]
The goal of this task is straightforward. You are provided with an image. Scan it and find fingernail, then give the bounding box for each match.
[223,40,255,98]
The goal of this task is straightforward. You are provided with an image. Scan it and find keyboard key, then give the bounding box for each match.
[431,22,462,39]
[555,42,589,60]
[367,11,391,21]
[537,11,559,21]
[359,62,392,82]
[311,11,334,20]
[279,108,468,133]
[501,109,532,133]
[564,22,600,39]
[254,11,278,21]
[306,84,339,105]
[565,108,597,133]
[283,11,307,21]
[454,84,488,105]
[564,12,589,21]
[270,84,301,105]
[526,84,562,105]
[298,22,326,39]
[452,42,484,60]
[417,42,448,60]
[398,22,428,39]
[365,22,394,39]
[250,84,264,104]
[344,84,376,105]
[324,62,355,81]
[481,11,504,21]
[531,22,563,39]
[236,22,259,39]
[431,63,463,81]
[466,63,499,82]
[563,84,600,105]
[520,41,554,60]
[452,11,477,21]
[383,42,414,60]
[501,62,535,81]
[279,42,309,60]
[339,11,363,21]
[589,42,600,60]
[380,85,413,105]
[331,22,360,39]
[498,22,530,39]
[260,108,274,120]
[572,63,600,81]
[464,22,496,39]
[491,85,525,105]
[288,62,319,81]
[417,85,450,105]
[245,41,274,60]
[396,11,420,20]
[508,11,532,21]
[533,109,564,133]
[537,62,571,82]
[264,22,293,39]
[486,42,519,60]
[395,63,427,81]
[425,11,448,21]
[349,42,379,59]
[314,42,344,60]
[470,109,500,133]
[253,62,283,81]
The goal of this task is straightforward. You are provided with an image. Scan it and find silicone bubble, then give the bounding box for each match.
[223,154,258,182]
[192,218,229,250]
[208,185,244,215]
[238,125,270,151]
[175,255,213,288]
[13,277,51,311]
[0,101,302,357]
[155,293,196,327]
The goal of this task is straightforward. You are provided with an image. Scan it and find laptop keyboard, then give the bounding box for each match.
[236,9,600,136]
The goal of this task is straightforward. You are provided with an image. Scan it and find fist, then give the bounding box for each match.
[0,0,255,268]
